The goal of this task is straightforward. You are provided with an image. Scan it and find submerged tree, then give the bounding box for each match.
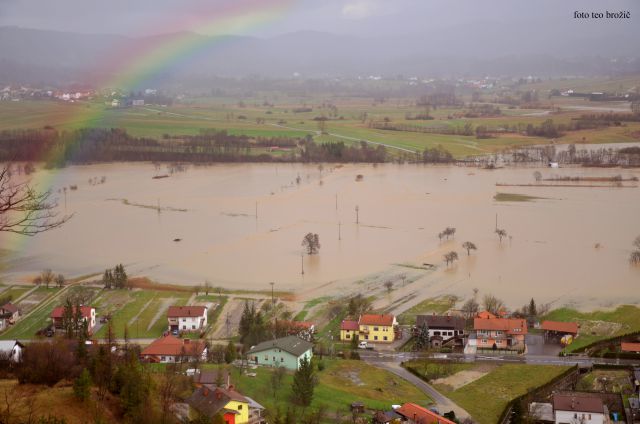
[495,228,507,243]
[0,166,71,235]
[462,241,477,256]
[302,233,321,255]
[443,251,459,267]
[631,236,640,265]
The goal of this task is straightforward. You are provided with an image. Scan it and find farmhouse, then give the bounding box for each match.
[394,402,456,424]
[186,385,251,424]
[247,335,312,371]
[415,314,465,342]
[552,392,607,424]
[140,334,207,363]
[471,314,527,351]
[0,303,19,322]
[0,340,24,362]
[167,305,208,333]
[359,314,398,343]
[50,305,96,333]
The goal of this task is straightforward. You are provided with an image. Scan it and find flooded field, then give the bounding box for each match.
[1,162,639,309]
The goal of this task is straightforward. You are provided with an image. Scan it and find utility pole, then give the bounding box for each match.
[335,193,338,211]
[495,213,498,231]
[355,205,359,224]
[301,253,304,275]
[338,221,341,240]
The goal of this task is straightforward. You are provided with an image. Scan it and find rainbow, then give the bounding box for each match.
[4,0,293,255]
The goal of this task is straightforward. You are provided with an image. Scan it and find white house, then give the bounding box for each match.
[553,393,607,424]
[50,306,96,333]
[167,306,208,333]
[0,340,24,362]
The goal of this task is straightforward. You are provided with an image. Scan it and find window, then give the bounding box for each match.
[264,355,268,361]
[374,336,378,340]
[238,405,243,410]
[182,325,186,330]
[383,336,388,341]
[373,327,379,331]
[182,319,186,322]
[345,334,350,339]
[192,325,196,330]
[364,335,369,340]
[161,356,165,361]
[434,331,441,336]
[280,357,284,362]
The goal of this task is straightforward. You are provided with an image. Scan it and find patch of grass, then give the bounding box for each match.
[397,296,458,325]
[576,369,633,393]
[0,285,31,302]
[441,364,570,424]
[293,310,308,321]
[229,359,432,415]
[493,192,545,202]
[0,287,65,339]
[543,305,640,353]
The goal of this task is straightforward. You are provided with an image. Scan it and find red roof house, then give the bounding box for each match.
[395,403,456,424]
[50,305,96,332]
[140,335,207,363]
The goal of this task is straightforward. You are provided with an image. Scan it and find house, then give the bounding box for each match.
[0,303,20,325]
[244,396,266,424]
[472,315,527,351]
[415,315,465,343]
[552,392,607,424]
[50,305,96,333]
[140,335,207,363]
[340,319,359,341]
[246,335,313,371]
[621,342,640,353]
[194,369,231,388]
[394,403,456,424]
[372,410,403,424]
[359,314,398,343]
[0,340,25,362]
[167,306,208,333]
[186,385,250,424]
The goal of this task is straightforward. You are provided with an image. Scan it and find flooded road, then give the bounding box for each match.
[1,163,639,309]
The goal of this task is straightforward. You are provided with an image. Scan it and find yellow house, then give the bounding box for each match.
[358,314,397,343]
[340,319,359,341]
[187,385,251,424]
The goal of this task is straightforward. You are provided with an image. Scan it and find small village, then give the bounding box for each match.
[3,280,640,424]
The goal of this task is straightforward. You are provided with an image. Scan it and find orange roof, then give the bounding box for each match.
[621,342,640,353]
[474,317,528,335]
[395,403,456,424]
[167,306,206,318]
[541,321,578,334]
[51,306,93,319]
[141,335,205,357]
[477,311,497,319]
[341,320,359,331]
[359,314,396,326]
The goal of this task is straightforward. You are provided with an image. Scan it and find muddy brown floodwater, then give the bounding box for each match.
[1,162,639,310]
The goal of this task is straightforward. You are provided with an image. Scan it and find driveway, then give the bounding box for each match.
[526,333,562,356]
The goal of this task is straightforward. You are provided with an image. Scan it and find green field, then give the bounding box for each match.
[0,285,31,303]
[94,289,193,339]
[493,192,545,202]
[543,305,640,353]
[433,364,570,424]
[2,78,638,161]
[0,286,67,339]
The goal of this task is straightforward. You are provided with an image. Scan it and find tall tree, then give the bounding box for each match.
[292,356,315,406]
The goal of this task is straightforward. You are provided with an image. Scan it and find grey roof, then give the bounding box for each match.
[247,335,313,357]
[416,315,465,331]
[244,396,265,410]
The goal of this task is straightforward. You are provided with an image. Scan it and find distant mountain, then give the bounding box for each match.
[0,26,638,86]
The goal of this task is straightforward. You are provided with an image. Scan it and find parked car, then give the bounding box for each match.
[171,328,179,336]
[358,341,374,350]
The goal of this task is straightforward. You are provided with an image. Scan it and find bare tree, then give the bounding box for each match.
[55,273,65,288]
[41,269,54,289]
[631,236,640,265]
[443,251,459,267]
[483,294,505,315]
[495,228,507,243]
[0,167,71,236]
[462,241,477,256]
[302,233,321,255]
[384,280,393,293]
[533,171,542,182]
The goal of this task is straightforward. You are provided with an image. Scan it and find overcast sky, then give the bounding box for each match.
[0,0,637,38]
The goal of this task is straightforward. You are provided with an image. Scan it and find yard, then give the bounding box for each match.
[431,364,571,424]
[396,296,457,325]
[542,305,640,353]
[576,369,634,394]
[0,286,67,339]
[195,359,432,419]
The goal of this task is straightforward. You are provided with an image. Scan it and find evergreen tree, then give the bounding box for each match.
[225,341,236,364]
[528,298,537,317]
[291,356,315,406]
[62,298,74,339]
[415,322,430,351]
[73,368,92,402]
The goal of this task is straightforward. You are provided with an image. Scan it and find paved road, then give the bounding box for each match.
[360,351,471,419]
